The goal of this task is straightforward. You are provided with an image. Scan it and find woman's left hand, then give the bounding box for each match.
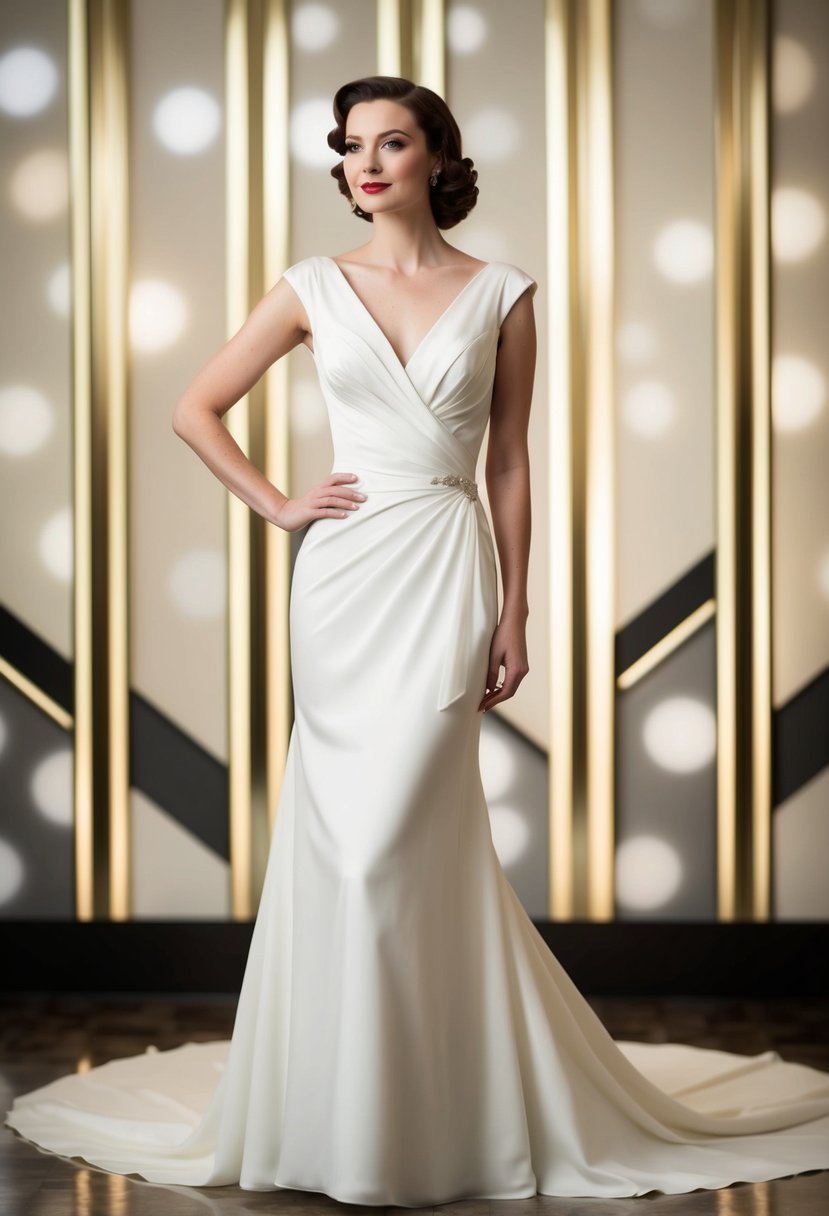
[478,615,529,712]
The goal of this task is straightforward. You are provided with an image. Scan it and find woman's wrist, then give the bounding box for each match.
[500,599,529,622]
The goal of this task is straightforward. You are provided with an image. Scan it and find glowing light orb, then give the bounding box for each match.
[31,749,73,827]
[616,834,683,910]
[38,506,73,583]
[0,47,58,117]
[9,148,68,222]
[291,97,339,169]
[291,4,341,52]
[47,262,71,317]
[447,7,488,55]
[0,839,24,905]
[621,381,676,438]
[772,187,825,263]
[130,280,188,353]
[652,220,713,284]
[0,385,54,456]
[771,355,825,432]
[153,87,221,155]
[168,547,226,620]
[643,696,716,773]
[463,107,522,163]
[773,37,815,114]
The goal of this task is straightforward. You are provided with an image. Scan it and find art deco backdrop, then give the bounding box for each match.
[0,0,826,934]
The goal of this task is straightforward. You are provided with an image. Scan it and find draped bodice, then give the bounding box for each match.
[281,254,538,712]
[281,254,538,487]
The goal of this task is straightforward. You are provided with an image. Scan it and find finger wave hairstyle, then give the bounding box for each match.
[327,76,479,230]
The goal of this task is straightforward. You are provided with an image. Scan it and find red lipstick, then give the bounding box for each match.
[361,183,390,193]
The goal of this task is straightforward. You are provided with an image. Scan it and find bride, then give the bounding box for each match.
[6,75,829,1205]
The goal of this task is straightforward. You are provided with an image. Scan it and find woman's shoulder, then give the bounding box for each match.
[492,261,538,298]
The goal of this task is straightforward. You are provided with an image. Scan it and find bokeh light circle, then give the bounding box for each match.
[291,4,341,52]
[773,37,815,114]
[130,280,188,353]
[463,107,522,163]
[0,47,58,117]
[616,835,683,910]
[291,97,338,169]
[9,148,68,222]
[47,262,71,317]
[0,385,54,456]
[771,354,825,432]
[643,696,716,773]
[0,838,24,906]
[153,87,221,155]
[447,6,488,55]
[31,749,73,827]
[771,187,826,262]
[621,381,676,438]
[168,548,226,620]
[38,506,73,583]
[653,220,713,284]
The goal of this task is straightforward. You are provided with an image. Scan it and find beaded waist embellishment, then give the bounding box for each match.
[430,473,478,501]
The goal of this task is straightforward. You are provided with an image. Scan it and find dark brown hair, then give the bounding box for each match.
[327,76,478,230]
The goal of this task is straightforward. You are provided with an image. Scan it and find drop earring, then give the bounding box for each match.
[429,169,440,187]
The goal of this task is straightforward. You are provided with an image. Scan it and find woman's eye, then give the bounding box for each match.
[344,140,404,153]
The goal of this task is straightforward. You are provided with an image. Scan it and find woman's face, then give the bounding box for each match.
[341,98,439,218]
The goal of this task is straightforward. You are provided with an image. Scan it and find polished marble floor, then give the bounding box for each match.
[1,994,828,1215]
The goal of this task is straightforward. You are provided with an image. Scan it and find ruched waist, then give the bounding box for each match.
[334,466,480,502]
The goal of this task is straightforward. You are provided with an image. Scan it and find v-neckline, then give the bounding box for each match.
[320,255,493,374]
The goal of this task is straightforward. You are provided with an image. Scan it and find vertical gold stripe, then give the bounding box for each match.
[69,0,95,921]
[98,0,131,921]
[580,0,615,921]
[226,0,254,918]
[546,0,575,919]
[715,1,738,919]
[378,0,412,77]
[226,0,269,915]
[262,0,292,861]
[415,0,445,94]
[715,0,772,920]
[749,1,771,921]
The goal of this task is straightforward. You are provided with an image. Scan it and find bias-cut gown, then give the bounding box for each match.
[5,254,829,1205]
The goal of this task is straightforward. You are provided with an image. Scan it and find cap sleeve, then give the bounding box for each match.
[280,256,318,333]
[496,264,538,328]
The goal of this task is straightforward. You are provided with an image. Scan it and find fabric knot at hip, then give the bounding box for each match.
[430,473,478,501]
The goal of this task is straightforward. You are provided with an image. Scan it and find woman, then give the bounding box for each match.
[6,75,829,1205]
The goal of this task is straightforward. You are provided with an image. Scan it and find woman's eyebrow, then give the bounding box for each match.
[344,128,412,140]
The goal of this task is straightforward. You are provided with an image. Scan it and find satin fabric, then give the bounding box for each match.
[6,254,829,1204]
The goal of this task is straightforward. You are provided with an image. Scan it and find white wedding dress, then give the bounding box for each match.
[6,254,829,1204]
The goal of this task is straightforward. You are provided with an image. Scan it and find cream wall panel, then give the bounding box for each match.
[129,0,228,761]
[447,0,548,751]
[613,0,716,630]
[130,789,229,919]
[770,0,829,706]
[0,0,72,657]
[773,768,829,920]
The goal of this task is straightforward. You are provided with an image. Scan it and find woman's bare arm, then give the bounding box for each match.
[479,288,537,710]
[172,277,366,530]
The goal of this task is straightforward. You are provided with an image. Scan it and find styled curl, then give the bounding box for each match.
[327,76,478,230]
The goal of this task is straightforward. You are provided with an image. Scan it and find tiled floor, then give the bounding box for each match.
[1,994,827,1215]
